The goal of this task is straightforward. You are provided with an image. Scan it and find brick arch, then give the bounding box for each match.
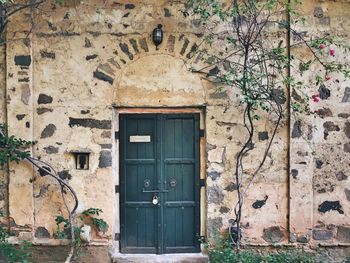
[92,32,206,88]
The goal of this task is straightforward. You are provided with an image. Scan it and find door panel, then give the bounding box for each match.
[125,207,156,248]
[165,164,195,202]
[125,118,155,160]
[121,115,157,253]
[125,164,156,201]
[163,118,195,159]
[120,114,200,254]
[164,207,196,249]
[162,115,199,253]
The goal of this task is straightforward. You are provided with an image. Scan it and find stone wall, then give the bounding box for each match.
[0,0,349,254]
[3,0,212,246]
[289,0,350,245]
[0,45,7,220]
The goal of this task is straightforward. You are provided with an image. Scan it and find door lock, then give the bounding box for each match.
[152,195,159,205]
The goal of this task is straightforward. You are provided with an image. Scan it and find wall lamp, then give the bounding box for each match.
[152,24,163,50]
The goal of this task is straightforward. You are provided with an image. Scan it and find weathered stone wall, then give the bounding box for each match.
[4,0,212,246]
[0,45,7,220]
[289,0,350,245]
[0,0,349,254]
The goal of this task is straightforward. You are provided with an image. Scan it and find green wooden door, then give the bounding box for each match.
[120,114,200,254]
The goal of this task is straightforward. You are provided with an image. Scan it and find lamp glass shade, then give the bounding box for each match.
[152,24,163,47]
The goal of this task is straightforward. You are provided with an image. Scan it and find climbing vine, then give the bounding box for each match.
[186,0,350,247]
[0,0,74,45]
[0,124,108,262]
[55,208,108,261]
[0,0,46,41]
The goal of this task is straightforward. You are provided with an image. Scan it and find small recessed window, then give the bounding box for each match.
[74,153,90,170]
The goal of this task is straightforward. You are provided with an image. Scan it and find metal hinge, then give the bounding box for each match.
[200,179,206,187]
[114,233,120,241]
[114,131,119,140]
[115,185,120,193]
[199,129,205,138]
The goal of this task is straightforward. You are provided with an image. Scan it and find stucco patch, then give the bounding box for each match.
[115,55,205,106]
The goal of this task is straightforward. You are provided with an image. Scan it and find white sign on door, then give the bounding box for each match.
[129,135,151,143]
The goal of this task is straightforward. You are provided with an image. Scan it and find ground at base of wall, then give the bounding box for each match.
[9,245,350,263]
[27,246,208,263]
[29,245,111,263]
[309,247,350,263]
[240,246,350,263]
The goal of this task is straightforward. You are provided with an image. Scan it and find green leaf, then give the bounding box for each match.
[55,0,65,6]
[91,218,109,233]
[82,208,103,216]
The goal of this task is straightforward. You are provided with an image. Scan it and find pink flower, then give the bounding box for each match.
[329,49,335,56]
[319,44,326,49]
[312,94,320,103]
[325,75,331,81]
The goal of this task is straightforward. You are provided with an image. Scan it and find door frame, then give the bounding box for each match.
[112,107,206,254]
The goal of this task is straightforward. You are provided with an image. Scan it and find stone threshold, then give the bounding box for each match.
[112,253,208,263]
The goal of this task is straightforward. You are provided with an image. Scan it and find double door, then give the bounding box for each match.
[119,114,200,254]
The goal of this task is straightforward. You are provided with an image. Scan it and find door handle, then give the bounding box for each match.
[142,189,169,193]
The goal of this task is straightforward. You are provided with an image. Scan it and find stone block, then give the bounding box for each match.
[35,227,50,238]
[80,224,92,243]
[99,150,112,168]
[313,229,333,240]
[262,226,285,243]
[207,186,224,204]
[208,147,224,163]
[18,231,32,241]
[337,226,350,243]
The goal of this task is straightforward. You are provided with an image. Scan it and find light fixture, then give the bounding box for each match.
[70,150,91,170]
[152,24,163,49]
[74,153,89,170]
